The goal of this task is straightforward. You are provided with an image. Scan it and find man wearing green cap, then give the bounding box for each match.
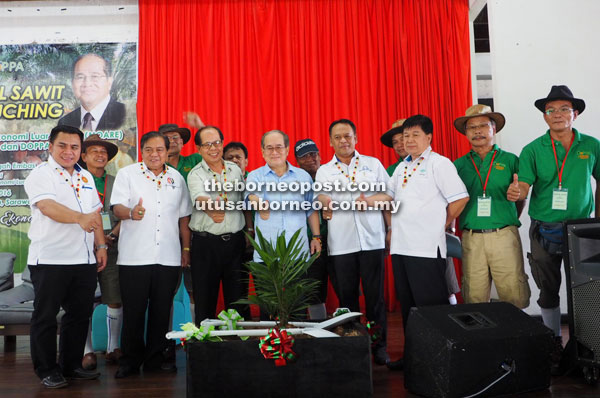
[453,105,530,310]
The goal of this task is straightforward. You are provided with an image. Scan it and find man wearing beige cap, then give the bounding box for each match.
[380,119,408,176]
[453,105,530,310]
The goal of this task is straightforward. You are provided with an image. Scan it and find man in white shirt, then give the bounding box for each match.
[24,125,108,388]
[364,114,469,370]
[110,131,192,378]
[315,119,391,366]
[59,53,125,131]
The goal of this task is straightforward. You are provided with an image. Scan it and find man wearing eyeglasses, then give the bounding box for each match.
[59,53,125,131]
[187,126,249,321]
[516,85,600,374]
[453,105,530,310]
[245,130,322,284]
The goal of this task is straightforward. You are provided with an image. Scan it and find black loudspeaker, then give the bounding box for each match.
[404,302,553,398]
[564,218,600,371]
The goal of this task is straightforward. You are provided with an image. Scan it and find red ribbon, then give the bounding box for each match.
[259,328,297,366]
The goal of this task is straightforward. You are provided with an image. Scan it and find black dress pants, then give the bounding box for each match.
[329,249,387,348]
[119,264,180,370]
[392,251,449,331]
[190,230,246,322]
[29,264,97,379]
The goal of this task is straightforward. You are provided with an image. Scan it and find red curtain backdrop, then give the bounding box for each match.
[138,0,473,311]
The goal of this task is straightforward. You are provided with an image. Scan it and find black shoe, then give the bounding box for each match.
[387,358,404,371]
[41,373,68,389]
[373,348,390,366]
[115,365,139,379]
[163,340,177,362]
[64,367,100,380]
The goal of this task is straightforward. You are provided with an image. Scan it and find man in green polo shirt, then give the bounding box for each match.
[454,105,531,311]
[380,119,407,176]
[80,134,123,369]
[517,85,600,373]
[159,123,203,180]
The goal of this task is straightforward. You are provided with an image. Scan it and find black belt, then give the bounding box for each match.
[193,230,241,242]
[463,225,510,234]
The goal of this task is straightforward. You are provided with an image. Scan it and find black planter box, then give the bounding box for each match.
[186,335,373,398]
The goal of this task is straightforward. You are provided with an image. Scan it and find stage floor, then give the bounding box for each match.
[1,312,599,397]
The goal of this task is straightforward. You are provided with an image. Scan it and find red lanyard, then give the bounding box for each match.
[550,134,575,189]
[469,150,497,197]
[97,176,107,206]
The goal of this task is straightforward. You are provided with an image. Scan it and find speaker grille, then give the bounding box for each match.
[573,280,600,361]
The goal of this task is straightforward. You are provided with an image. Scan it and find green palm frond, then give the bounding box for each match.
[236,227,320,327]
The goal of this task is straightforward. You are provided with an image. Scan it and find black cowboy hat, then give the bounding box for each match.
[380,119,406,148]
[534,85,585,114]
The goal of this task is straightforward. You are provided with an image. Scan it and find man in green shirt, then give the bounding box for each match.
[453,105,530,310]
[80,134,123,369]
[159,123,203,180]
[517,86,600,372]
[380,119,407,176]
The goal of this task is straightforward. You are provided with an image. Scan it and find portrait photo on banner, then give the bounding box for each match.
[0,42,137,273]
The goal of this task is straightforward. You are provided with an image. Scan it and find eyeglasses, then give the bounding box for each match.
[263,145,287,153]
[73,73,107,83]
[165,135,182,142]
[465,122,492,132]
[200,140,223,149]
[545,107,573,116]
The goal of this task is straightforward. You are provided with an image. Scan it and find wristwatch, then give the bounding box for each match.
[97,244,109,250]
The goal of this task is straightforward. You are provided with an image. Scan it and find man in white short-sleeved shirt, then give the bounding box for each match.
[364,114,469,370]
[110,131,192,378]
[25,125,107,388]
[315,119,391,366]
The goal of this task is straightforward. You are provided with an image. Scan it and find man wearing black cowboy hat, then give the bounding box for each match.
[380,119,408,176]
[159,123,203,180]
[80,134,124,370]
[453,105,530,310]
[516,85,600,374]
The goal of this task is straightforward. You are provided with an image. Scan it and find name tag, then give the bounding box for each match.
[101,212,112,230]
[477,196,492,217]
[552,188,568,211]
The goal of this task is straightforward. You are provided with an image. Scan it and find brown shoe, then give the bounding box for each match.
[105,348,123,365]
[82,352,97,370]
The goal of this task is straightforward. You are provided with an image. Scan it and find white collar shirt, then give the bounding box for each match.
[110,162,192,266]
[387,147,468,258]
[315,151,390,256]
[24,155,102,265]
[80,95,111,131]
[187,159,245,234]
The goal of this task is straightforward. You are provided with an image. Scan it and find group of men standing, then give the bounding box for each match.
[24,84,600,388]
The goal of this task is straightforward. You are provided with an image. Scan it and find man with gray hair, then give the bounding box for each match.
[245,130,322,300]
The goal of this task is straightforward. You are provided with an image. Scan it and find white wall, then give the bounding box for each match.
[487,0,600,315]
[0,0,137,45]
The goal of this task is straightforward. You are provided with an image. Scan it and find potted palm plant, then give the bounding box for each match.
[180,228,373,398]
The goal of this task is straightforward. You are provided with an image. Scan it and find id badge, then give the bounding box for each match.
[552,188,568,210]
[101,212,112,230]
[477,196,492,217]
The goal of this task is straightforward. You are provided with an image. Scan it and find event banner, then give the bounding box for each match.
[0,43,137,273]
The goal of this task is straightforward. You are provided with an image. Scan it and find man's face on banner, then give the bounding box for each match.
[72,55,113,112]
